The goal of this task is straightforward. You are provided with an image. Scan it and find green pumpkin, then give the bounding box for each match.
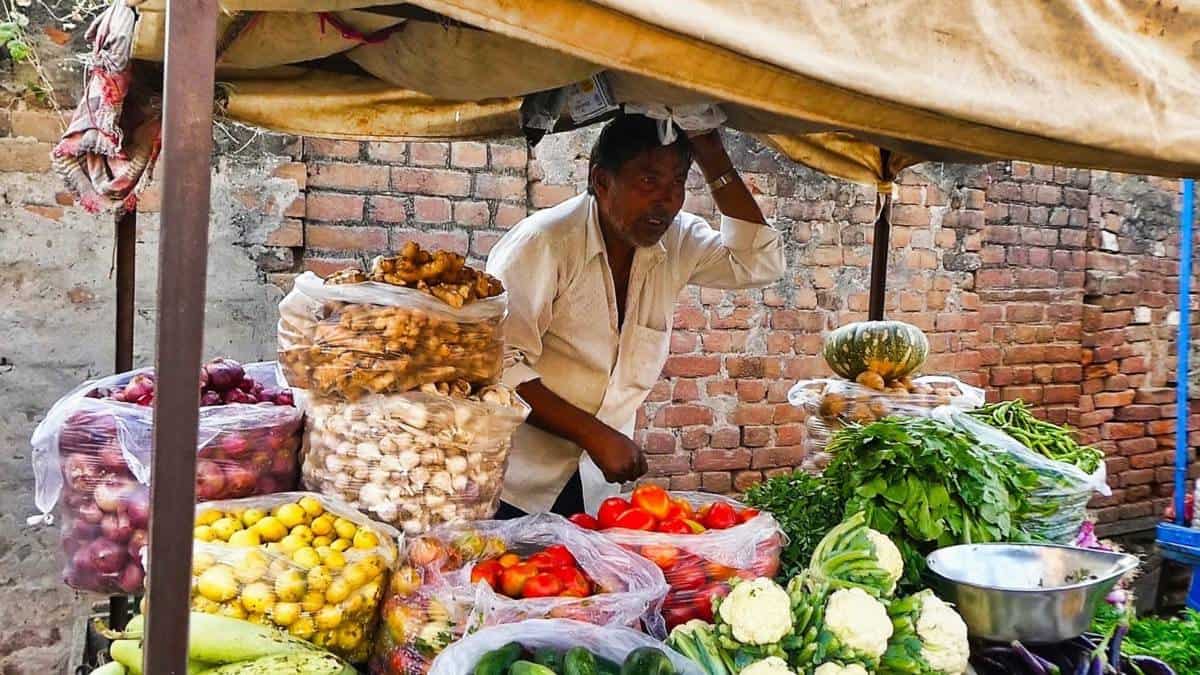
[822,320,929,381]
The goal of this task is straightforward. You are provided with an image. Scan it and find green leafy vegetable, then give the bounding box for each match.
[824,417,1038,589]
[744,471,844,580]
[1092,603,1200,673]
[967,399,1104,474]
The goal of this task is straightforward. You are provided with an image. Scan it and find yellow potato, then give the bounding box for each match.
[274,569,307,602]
[191,596,221,613]
[228,529,261,548]
[298,496,324,518]
[342,564,368,590]
[352,529,379,550]
[197,565,238,603]
[193,525,215,542]
[271,601,300,626]
[192,552,216,575]
[325,579,351,604]
[330,538,352,553]
[241,508,266,527]
[300,590,326,613]
[322,550,347,571]
[311,536,333,549]
[275,503,307,529]
[337,623,364,652]
[218,601,247,620]
[288,616,316,639]
[277,534,306,556]
[315,605,344,630]
[254,516,287,542]
[333,518,358,541]
[306,566,333,593]
[292,547,321,570]
[359,553,387,580]
[210,517,243,542]
[310,515,334,537]
[290,525,314,545]
[240,582,276,614]
[195,510,223,526]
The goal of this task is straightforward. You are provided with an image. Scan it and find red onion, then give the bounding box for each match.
[100,512,133,543]
[200,389,223,407]
[275,390,294,407]
[237,377,256,392]
[117,562,144,593]
[124,488,150,529]
[89,538,127,575]
[98,445,129,473]
[93,479,132,513]
[256,474,281,495]
[219,433,250,456]
[78,501,104,524]
[198,367,209,389]
[203,358,244,392]
[127,529,148,560]
[67,518,100,541]
[84,388,103,399]
[135,394,154,407]
[123,374,156,401]
[271,448,296,475]
[194,460,227,500]
[63,453,101,493]
[223,464,258,497]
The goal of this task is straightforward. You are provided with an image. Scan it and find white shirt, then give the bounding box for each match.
[485,193,785,513]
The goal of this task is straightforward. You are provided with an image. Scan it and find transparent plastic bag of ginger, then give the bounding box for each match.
[787,375,985,470]
[427,619,705,675]
[278,271,506,400]
[190,491,400,662]
[369,513,669,675]
[31,362,301,595]
[301,384,530,536]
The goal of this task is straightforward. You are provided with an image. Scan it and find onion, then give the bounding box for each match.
[198,367,209,389]
[68,518,100,541]
[255,474,281,495]
[127,529,148,559]
[194,460,227,500]
[78,501,104,524]
[100,512,133,543]
[117,562,145,593]
[270,449,295,475]
[219,433,250,456]
[275,390,294,407]
[203,358,244,392]
[200,390,222,407]
[124,488,150,529]
[259,387,282,403]
[237,377,256,392]
[98,445,129,473]
[123,374,156,401]
[93,479,132,513]
[223,464,257,497]
[89,538,127,575]
[222,388,252,405]
[135,394,154,407]
[63,453,101,492]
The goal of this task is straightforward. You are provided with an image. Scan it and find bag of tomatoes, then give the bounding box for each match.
[567,487,784,631]
[370,513,668,675]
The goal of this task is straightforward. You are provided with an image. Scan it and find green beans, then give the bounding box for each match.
[968,400,1105,474]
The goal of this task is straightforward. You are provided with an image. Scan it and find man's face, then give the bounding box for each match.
[592,144,689,248]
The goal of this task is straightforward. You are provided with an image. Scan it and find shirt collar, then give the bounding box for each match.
[585,195,669,263]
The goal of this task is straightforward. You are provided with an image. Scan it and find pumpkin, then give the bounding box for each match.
[822,321,929,381]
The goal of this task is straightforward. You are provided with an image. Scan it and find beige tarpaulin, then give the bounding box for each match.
[127,0,1200,182]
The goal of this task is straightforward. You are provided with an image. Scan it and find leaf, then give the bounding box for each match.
[882,479,908,504]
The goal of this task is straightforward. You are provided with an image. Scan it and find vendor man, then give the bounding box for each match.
[486,113,785,517]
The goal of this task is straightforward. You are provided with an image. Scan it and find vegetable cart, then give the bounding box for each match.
[48,0,1200,672]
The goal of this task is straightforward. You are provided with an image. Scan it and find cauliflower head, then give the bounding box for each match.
[915,592,969,674]
[717,577,793,645]
[813,663,869,675]
[824,587,893,660]
[741,656,796,675]
[866,529,903,593]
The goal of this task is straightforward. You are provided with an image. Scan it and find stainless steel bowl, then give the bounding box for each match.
[926,543,1138,643]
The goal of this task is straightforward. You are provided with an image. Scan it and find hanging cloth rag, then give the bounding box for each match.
[623,102,727,144]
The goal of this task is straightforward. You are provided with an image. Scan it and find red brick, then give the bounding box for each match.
[726,356,776,378]
[1117,437,1159,455]
[490,143,528,169]
[773,404,804,424]
[680,428,710,450]
[471,231,504,257]
[390,229,469,254]
[770,310,825,331]
[736,380,768,402]
[305,225,387,251]
[731,404,774,426]
[308,162,389,191]
[669,380,699,403]
[641,430,677,454]
[776,424,804,446]
[304,138,360,160]
[656,405,714,427]
[495,203,528,228]
[742,427,771,447]
[1094,390,1136,408]
[306,192,364,221]
[23,204,63,221]
[706,380,737,397]
[1120,469,1156,486]
[701,472,733,492]
[265,219,303,247]
[693,448,751,471]
[453,200,490,227]
[450,141,488,169]
[1134,388,1174,404]
[1052,365,1082,382]
[1146,419,1176,435]
[9,109,68,142]
[663,355,721,378]
[1130,451,1173,469]
[1114,405,1164,422]
[752,446,806,469]
[271,161,307,189]
[302,256,357,276]
[646,382,671,404]
[1118,503,1152,519]
[530,183,578,208]
[647,454,691,475]
[0,138,52,171]
[391,167,471,197]
[767,381,792,404]
[1001,386,1043,403]
[1102,422,1145,440]
[671,332,698,354]
[475,173,527,200]
[710,427,741,448]
[413,196,451,223]
[733,471,765,492]
[409,142,449,166]
[1043,385,1080,404]
[1085,362,1119,379]
[366,141,406,163]
[670,473,702,491]
[368,195,407,223]
[1078,409,1115,427]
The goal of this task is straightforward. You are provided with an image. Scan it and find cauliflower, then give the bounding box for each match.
[814,664,869,675]
[741,656,795,675]
[824,587,893,660]
[866,528,904,594]
[717,577,793,645]
[915,592,969,674]
[810,511,904,598]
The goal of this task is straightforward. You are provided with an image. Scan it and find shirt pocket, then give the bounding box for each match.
[622,324,670,391]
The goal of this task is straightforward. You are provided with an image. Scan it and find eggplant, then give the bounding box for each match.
[1124,655,1175,675]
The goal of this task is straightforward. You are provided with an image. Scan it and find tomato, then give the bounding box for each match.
[694,583,729,622]
[667,497,695,521]
[640,544,680,569]
[704,561,736,582]
[498,553,521,568]
[664,561,706,590]
[526,551,560,571]
[613,507,657,531]
[542,544,576,568]
[551,566,592,597]
[499,562,538,597]
[738,508,761,523]
[663,604,702,628]
[568,513,600,530]
[655,518,692,535]
[521,572,565,598]
[682,519,707,534]
[469,559,502,588]
[631,484,672,520]
[597,497,632,529]
[702,502,739,530]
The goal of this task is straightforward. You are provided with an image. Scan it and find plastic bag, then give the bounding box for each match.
[936,408,1111,543]
[191,491,400,663]
[427,619,705,675]
[370,513,669,675]
[591,491,783,630]
[788,375,985,470]
[30,362,301,594]
[278,271,505,400]
[301,385,529,535]
[623,102,727,144]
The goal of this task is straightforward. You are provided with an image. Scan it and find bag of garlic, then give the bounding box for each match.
[301,383,530,535]
[278,245,507,401]
[369,513,670,675]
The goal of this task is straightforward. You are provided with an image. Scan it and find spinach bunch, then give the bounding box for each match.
[824,416,1039,589]
[744,470,845,580]
[1092,603,1200,673]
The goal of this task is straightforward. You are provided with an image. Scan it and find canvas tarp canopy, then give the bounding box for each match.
[126,0,1200,183]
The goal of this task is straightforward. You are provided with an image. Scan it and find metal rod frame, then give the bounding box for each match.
[1175,178,1194,526]
[115,210,136,373]
[143,1,218,671]
[868,190,892,321]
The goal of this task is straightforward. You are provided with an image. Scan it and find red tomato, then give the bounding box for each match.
[640,544,681,569]
[694,583,729,622]
[551,566,592,597]
[663,604,701,628]
[631,484,672,520]
[542,544,576,568]
[669,498,696,521]
[613,507,657,531]
[499,562,538,597]
[526,551,560,570]
[655,518,693,535]
[568,513,600,530]
[521,572,565,598]
[702,502,739,530]
[704,561,736,582]
[682,519,707,534]
[664,561,706,590]
[597,497,632,529]
[738,508,761,523]
[470,559,502,588]
[498,553,521,569]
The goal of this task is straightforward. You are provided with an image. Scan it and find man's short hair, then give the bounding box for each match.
[587,113,692,194]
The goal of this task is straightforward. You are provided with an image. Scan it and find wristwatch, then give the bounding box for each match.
[706,168,737,192]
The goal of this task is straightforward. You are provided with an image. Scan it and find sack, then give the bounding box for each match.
[31,362,301,594]
[191,492,400,663]
[937,408,1111,543]
[301,385,529,535]
[278,271,505,400]
[427,619,705,675]
[788,375,984,470]
[370,513,669,674]
[592,492,783,631]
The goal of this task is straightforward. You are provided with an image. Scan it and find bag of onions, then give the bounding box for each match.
[301,383,529,536]
[30,360,302,594]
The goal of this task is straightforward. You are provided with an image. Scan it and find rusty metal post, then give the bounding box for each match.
[867,188,892,321]
[115,211,136,372]
[143,0,218,672]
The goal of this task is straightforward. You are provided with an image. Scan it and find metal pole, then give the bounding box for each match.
[1175,178,1195,526]
[868,188,892,321]
[144,0,218,672]
[115,210,136,372]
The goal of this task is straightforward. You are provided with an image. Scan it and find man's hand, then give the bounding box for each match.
[580,425,648,484]
[687,130,766,225]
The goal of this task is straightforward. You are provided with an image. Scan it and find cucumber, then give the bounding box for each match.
[89,663,127,675]
[186,613,318,664]
[563,646,598,675]
[109,640,143,675]
[473,641,523,675]
[509,661,558,675]
[534,648,564,671]
[620,647,676,675]
[194,652,356,674]
[596,656,621,675]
